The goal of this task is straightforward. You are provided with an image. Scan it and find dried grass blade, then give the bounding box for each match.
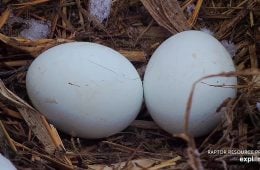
[0,120,17,152]
[13,0,50,8]
[0,8,11,29]
[0,102,23,119]
[141,0,190,34]
[149,156,181,170]
[0,80,72,166]
[0,33,73,57]
[14,141,74,170]
[160,0,190,32]
[215,9,248,39]
[249,44,258,68]
[188,0,203,27]
[0,80,56,153]
[181,69,260,169]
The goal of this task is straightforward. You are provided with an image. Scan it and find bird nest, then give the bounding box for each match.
[0,0,259,169]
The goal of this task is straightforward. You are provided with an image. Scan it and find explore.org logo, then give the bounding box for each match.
[239,156,260,163]
[208,149,260,163]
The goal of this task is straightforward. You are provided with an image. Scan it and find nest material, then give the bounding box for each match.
[0,0,259,169]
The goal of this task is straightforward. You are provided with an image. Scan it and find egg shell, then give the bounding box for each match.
[143,30,237,137]
[0,154,17,170]
[26,42,143,139]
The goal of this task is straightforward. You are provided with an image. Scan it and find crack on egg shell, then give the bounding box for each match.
[68,82,81,87]
[86,59,140,81]
[86,59,119,75]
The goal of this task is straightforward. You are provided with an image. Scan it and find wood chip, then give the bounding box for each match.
[249,44,258,68]
[88,157,181,170]
[118,50,146,62]
[2,60,30,67]
[88,159,156,170]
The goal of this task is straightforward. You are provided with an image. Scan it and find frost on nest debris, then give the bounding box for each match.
[220,40,237,57]
[256,102,260,112]
[186,3,196,16]
[8,15,51,41]
[89,0,112,23]
[200,27,214,36]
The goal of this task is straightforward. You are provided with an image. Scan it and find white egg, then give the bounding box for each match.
[26,42,143,139]
[143,30,237,137]
[0,154,17,170]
